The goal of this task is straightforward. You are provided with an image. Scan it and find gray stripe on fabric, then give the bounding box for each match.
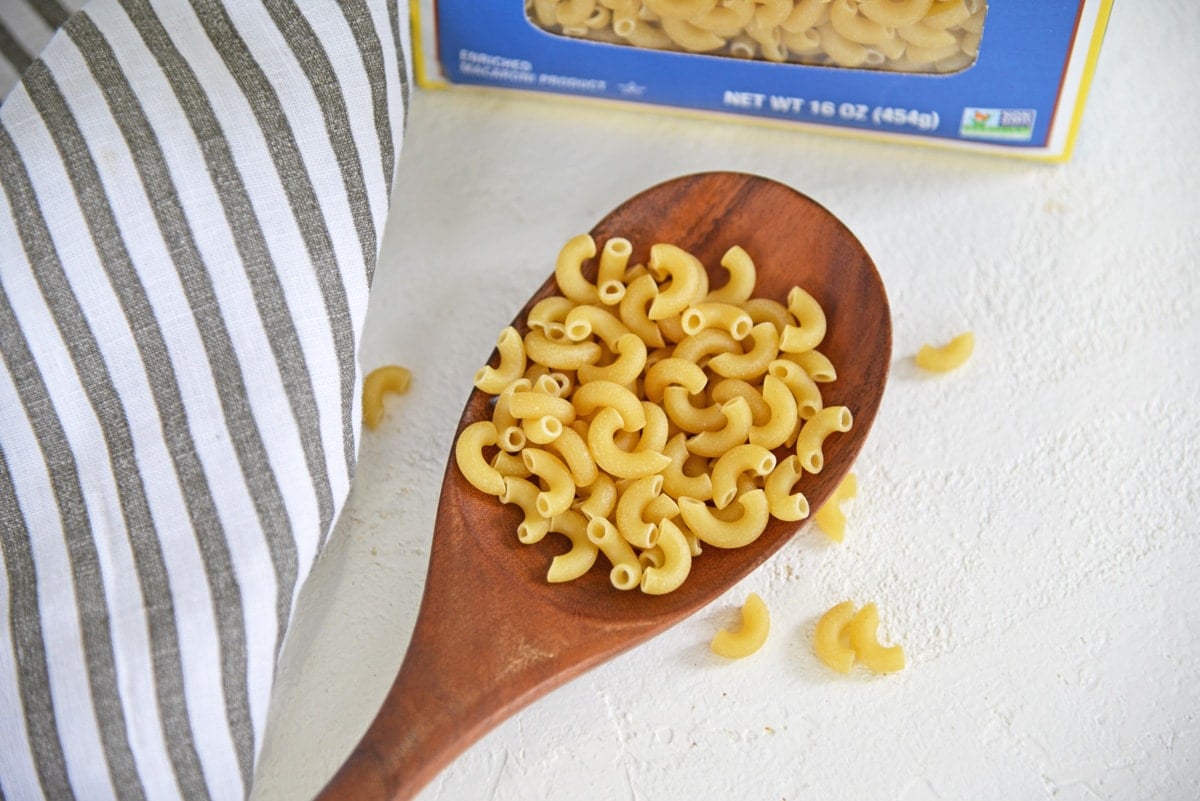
[118,0,310,666]
[6,75,209,800]
[69,13,261,792]
[337,0,393,204]
[0,19,34,76]
[387,0,410,123]
[188,0,359,509]
[0,451,75,801]
[27,0,72,30]
[263,0,378,283]
[0,165,140,801]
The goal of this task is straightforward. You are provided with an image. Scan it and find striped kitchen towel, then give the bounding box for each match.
[0,1,409,799]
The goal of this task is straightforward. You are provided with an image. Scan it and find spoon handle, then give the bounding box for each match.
[312,509,647,800]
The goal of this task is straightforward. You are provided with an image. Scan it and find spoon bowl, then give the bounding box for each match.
[316,171,891,800]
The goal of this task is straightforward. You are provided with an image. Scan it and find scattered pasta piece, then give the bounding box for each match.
[812,472,857,542]
[813,600,857,673]
[915,331,974,372]
[455,235,853,593]
[711,592,770,658]
[814,600,905,675]
[362,365,412,430]
[846,602,906,673]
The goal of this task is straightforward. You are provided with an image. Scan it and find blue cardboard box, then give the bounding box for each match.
[413,0,1112,160]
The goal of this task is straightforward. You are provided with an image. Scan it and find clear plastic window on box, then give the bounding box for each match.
[526,0,987,74]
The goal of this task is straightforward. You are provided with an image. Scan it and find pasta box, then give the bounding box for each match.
[410,0,1113,161]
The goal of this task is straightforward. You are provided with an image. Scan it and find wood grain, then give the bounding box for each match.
[315,171,891,801]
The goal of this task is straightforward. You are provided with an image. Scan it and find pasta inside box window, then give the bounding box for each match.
[525,0,987,74]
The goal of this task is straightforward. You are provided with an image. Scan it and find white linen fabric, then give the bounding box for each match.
[0,1,409,798]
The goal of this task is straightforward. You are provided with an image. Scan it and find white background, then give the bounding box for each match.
[252,2,1200,799]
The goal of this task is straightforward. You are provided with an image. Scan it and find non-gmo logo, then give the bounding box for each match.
[960,107,1036,141]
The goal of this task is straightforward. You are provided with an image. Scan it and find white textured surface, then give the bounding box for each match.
[251,3,1200,799]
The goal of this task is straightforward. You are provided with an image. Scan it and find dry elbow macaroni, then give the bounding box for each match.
[526,0,987,74]
[362,365,412,430]
[814,600,905,673]
[710,592,770,657]
[916,330,974,372]
[455,234,854,594]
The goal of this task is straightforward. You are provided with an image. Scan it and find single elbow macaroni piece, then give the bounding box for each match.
[708,321,779,380]
[679,489,769,549]
[578,332,647,385]
[680,302,753,340]
[915,331,974,372]
[522,447,577,518]
[546,510,600,583]
[705,244,757,304]
[750,375,800,450]
[710,444,776,509]
[522,414,563,444]
[661,433,713,501]
[455,420,505,496]
[501,476,552,544]
[597,236,633,304]
[507,387,577,425]
[710,592,770,658]
[527,296,576,338]
[647,243,708,320]
[524,329,602,370]
[662,385,725,433]
[576,470,617,520]
[587,407,672,479]
[618,272,666,348]
[847,602,906,673]
[564,303,631,344]
[490,449,531,479]
[783,348,837,382]
[641,518,693,595]
[780,286,828,354]
[586,516,643,590]
[764,455,810,521]
[711,378,770,426]
[470,326,523,393]
[738,296,792,334]
[672,327,740,366]
[362,364,412,430]
[572,379,646,430]
[814,600,857,673]
[795,405,853,474]
[768,359,823,420]
[813,471,857,542]
[687,396,754,457]
[555,233,601,305]
[637,400,670,455]
[643,357,708,402]
[547,425,599,488]
[615,474,667,548]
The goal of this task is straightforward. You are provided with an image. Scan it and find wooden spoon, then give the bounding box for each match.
[315,171,892,800]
